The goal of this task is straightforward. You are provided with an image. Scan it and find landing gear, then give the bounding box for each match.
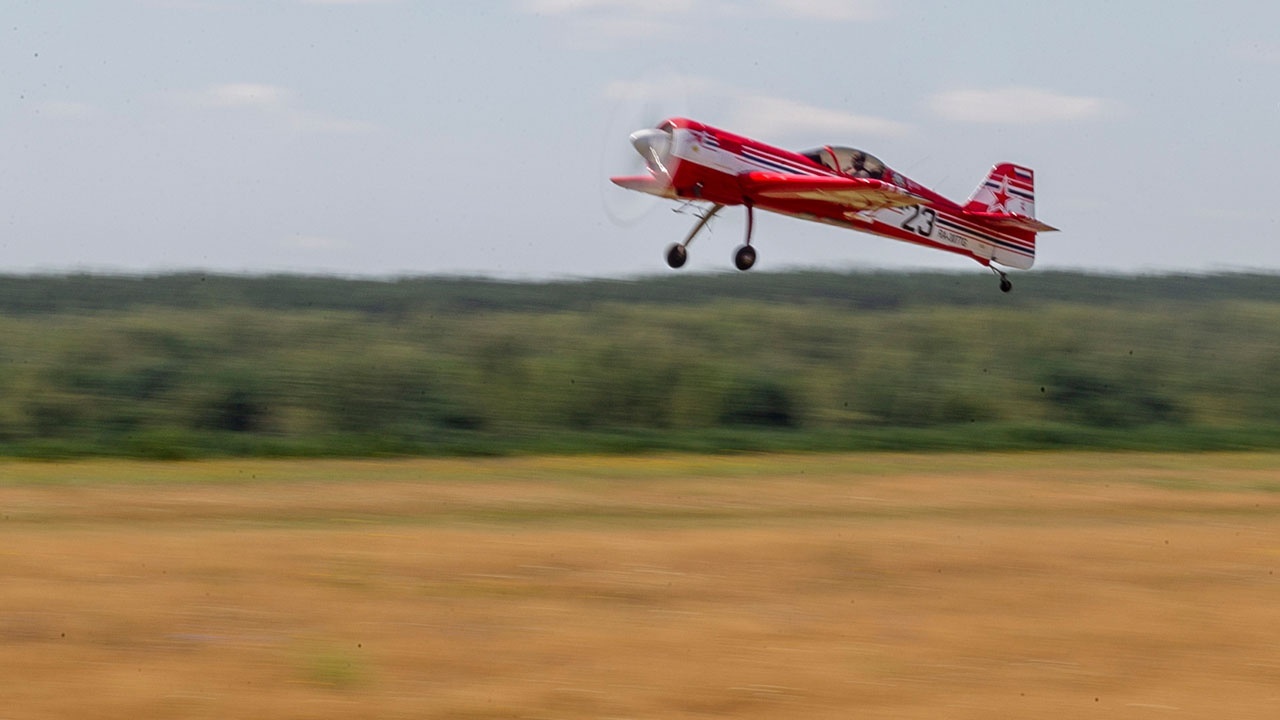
[664,202,758,271]
[664,204,724,270]
[990,265,1012,293]
[734,202,756,272]
[666,243,687,268]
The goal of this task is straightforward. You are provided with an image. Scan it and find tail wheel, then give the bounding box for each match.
[990,265,1012,293]
[666,243,688,269]
[734,245,756,271]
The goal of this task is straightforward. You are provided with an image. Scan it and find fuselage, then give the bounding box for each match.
[653,118,1036,270]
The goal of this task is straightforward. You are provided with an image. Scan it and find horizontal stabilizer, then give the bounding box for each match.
[962,211,1059,233]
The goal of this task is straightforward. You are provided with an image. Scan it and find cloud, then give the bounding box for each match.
[602,72,716,103]
[187,83,292,109]
[604,73,909,141]
[929,86,1111,124]
[728,94,909,139]
[762,0,886,21]
[522,0,693,13]
[523,0,881,16]
[136,0,224,9]
[519,0,693,39]
[519,0,885,38]
[180,83,374,134]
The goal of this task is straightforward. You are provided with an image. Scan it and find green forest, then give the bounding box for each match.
[0,270,1278,458]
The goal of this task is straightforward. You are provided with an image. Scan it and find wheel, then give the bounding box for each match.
[734,244,756,271]
[666,243,688,269]
[999,276,1012,293]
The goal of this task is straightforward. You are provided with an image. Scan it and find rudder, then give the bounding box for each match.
[964,163,1038,218]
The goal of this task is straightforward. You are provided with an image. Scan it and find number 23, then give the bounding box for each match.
[901,207,936,237]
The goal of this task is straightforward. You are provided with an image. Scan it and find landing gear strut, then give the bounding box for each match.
[733,203,756,271]
[665,202,759,271]
[991,266,1012,293]
[665,204,724,269]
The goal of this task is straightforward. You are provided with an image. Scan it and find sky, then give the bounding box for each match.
[2,0,1279,279]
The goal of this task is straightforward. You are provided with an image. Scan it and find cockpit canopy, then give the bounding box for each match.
[800,146,886,180]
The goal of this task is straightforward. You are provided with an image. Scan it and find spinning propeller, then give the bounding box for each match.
[600,73,690,226]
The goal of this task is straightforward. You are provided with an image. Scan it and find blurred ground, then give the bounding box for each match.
[2,453,1279,719]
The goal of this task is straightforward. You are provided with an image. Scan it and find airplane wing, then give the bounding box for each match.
[740,172,930,212]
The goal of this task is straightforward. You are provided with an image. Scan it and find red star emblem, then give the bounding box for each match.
[988,178,1011,213]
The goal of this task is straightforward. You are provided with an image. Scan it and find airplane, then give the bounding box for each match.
[610,117,1057,292]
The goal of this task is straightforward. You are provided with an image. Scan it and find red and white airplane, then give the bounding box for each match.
[611,117,1057,292]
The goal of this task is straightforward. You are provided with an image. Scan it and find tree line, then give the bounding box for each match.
[0,271,1277,457]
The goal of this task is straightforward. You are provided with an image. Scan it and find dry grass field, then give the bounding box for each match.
[2,453,1279,719]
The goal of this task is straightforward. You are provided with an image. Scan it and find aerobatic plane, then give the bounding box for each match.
[611,117,1057,292]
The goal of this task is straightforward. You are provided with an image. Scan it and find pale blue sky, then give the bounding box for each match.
[2,1,1277,277]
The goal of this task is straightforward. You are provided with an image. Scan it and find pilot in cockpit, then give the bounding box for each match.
[857,155,884,180]
[801,147,885,180]
[842,150,866,176]
[844,151,885,179]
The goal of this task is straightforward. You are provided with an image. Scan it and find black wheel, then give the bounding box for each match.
[999,277,1012,293]
[666,243,687,269]
[734,245,756,271]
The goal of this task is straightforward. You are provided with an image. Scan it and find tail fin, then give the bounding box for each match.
[965,163,1037,216]
[963,163,1058,233]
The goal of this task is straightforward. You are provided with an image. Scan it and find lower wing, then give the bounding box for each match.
[741,172,930,212]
